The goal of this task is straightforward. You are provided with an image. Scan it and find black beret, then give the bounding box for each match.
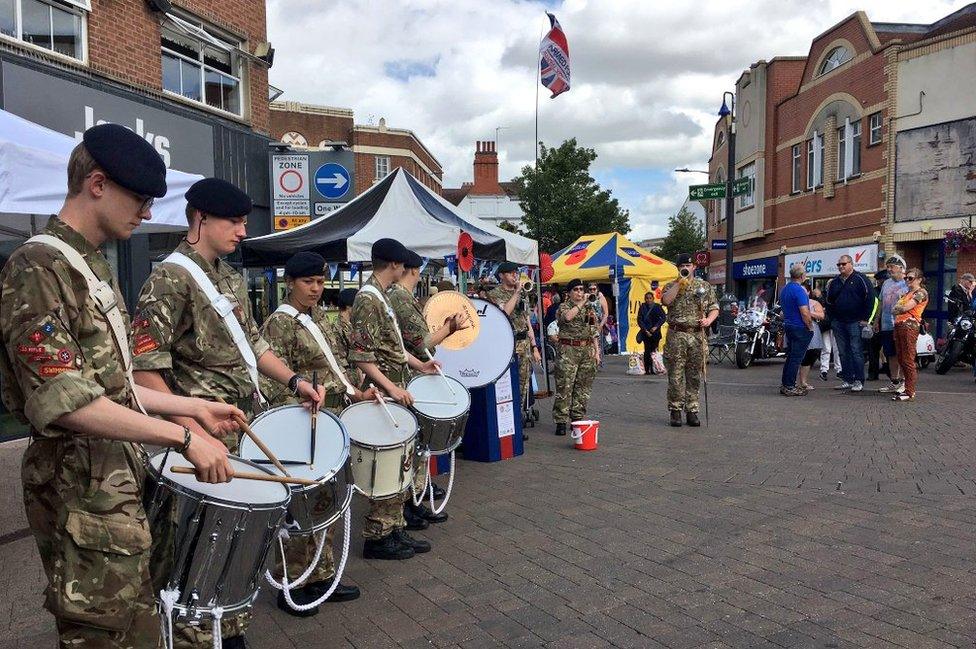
[82,123,167,198]
[371,238,410,263]
[674,253,693,265]
[338,288,358,308]
[284,251,326,278]
[185,178,253,218]
[496,261,518,276]
[566,278,584,291]
[404,251,424,269]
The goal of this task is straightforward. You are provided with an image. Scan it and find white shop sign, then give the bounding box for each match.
[785,244,878,278]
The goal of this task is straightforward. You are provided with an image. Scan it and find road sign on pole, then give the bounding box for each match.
[314,162,351,200]
[688,183,726,200]
[732,176,752,197]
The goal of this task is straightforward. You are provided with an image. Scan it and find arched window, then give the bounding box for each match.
[281,131,307,147]
[716,131,725,150]
[818,46,850,75]
[714,169,726,223]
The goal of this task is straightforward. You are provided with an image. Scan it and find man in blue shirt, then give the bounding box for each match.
[779,264,814,395]
[825,254,875,392]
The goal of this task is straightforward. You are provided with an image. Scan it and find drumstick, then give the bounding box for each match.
[413,399,459,406]
[215,397,291,478]
[170,465,318,487]
[370,383,399,428]
[310,371,318,467]
[425,350,457,395]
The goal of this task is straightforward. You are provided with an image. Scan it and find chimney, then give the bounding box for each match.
[470,140,502,195]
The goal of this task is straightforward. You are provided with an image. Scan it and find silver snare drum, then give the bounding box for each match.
[408,374,471,455]
[240,405,353,535]
[340,401,418,500]
[144,452,290,619]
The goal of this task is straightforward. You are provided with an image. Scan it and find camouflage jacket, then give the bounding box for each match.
[557,300,598,340]
[348,275,408,386]
[260,304,351,406]
[489,285,529,336]
[334,315,364,389]
[664,277,718,328]
[387,283,433,360]
[131,240,270,403]
[0,217,135,436]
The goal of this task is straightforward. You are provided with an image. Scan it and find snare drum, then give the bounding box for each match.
[408,374,470,455]
[144,452,290,618]
[340,401,418,499]
[434,298,515,388]
[240,405,353,535]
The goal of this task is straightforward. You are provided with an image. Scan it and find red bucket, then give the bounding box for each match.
[570,420,599,451]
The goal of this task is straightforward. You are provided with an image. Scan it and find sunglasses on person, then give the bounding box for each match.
[906,275,917,281]
[588,287,598,291]
[836,262,850,267]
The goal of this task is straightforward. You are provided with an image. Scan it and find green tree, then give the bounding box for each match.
[657,205,705,263]
[497,220,525,235]
[512,139,630,252]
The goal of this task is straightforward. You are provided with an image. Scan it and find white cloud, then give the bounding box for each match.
[267,0,970,239]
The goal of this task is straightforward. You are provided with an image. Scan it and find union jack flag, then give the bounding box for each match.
[539,13,570,98]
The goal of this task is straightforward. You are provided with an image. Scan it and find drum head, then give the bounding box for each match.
[341,401,417,447]
[434,298,515,388]
[407,374,471,419]
[148,452,289,505]
[241,405,349,481]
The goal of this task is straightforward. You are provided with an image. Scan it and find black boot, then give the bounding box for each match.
[403,503,429,530]
[670,410,682,427]
[363,533,414,560]
[413,501,448,524]
[276,585,321,617]
[393,528,431,554]
[555,423,567,436]
[308,578,361,603]
[427,483,446,501]
[686,411,701,427]
[222,637,248,649]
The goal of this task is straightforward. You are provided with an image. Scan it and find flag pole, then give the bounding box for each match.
[535,20,542,170]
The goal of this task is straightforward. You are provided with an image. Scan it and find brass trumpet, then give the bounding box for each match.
[521,280,534,293]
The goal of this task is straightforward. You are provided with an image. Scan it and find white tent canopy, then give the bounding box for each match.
[0,108,201,238]
[241,167,538,266]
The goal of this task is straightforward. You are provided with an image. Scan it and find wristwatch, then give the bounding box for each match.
[288,373,307,395]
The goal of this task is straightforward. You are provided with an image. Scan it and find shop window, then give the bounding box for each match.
[869,112,882,145]
[737,162,755,209]
[836,118,862,181]
[0,0,86,60]
[161,13,243,116]
[375,156,390,181]
[818,46,850,75]
[791,144,802,193]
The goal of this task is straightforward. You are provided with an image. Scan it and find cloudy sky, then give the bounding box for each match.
[266,0,969,242]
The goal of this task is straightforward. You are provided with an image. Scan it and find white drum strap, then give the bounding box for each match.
[274,304,355,395]
[163,252,265,404]
[26,235,148,415]
[359,284,408,358]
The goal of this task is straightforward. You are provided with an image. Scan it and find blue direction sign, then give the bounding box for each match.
[314,162,351,200]
[711,239,728,250]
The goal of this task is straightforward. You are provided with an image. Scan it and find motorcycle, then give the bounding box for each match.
[935,293,976,374]
[734,302,786,368]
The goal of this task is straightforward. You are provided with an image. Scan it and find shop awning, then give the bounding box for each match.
[0,108,201,239]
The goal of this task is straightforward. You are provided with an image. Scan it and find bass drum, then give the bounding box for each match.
[240,404,353,535]
[434,297,515,388]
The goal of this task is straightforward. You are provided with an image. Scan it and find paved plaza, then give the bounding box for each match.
[1,357,975,648]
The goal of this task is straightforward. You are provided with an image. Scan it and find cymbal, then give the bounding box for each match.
[423,290,481,350]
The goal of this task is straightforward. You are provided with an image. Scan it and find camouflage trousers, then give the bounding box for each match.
[23,438,159,649]
[412,450,430,497]
[274,527,336,585]
[514,338,533,408]
[552,343,597,424]
[663,330,707,412]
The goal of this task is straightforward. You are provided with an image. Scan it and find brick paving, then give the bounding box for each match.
[2,357,976,648]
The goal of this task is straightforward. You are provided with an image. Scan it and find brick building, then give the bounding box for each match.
[706,4,976,335]
[0,0,275,303]
[442,141,524,227]
[269,101,443,196]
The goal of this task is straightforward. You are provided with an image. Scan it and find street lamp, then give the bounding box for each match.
[674,168,709,174]
[719,91,736,301]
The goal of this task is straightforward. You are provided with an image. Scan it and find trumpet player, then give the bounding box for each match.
[490,262,541,429]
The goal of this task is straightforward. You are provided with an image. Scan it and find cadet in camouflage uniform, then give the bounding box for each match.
[552,279,599,435]
[132,178,323,649]
[661,253,719,427]
[388,251,466,529]
[0,125,235,649]
[349,239,441,561]
[489,262,542,425]
[261,253,372,616]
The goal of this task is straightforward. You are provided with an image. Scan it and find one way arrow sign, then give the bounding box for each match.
[317,173,347,190]
[313,162,351,199]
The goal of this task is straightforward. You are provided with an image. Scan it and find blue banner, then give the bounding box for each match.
[733,256,778,280]
[349,262,359,280]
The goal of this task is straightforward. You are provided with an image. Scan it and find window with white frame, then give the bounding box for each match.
[868,112,882,145]
[818,46,851,75]
[161,13,242,115]
[807,131,823,189]
[0,0,87,60]
[737,162,755,208]
[791,144,802,193]
[375,156,390,181]
[715,169,726,222]
[836,118,861,181]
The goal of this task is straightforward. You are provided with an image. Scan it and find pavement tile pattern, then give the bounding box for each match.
[1,357,975,648]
